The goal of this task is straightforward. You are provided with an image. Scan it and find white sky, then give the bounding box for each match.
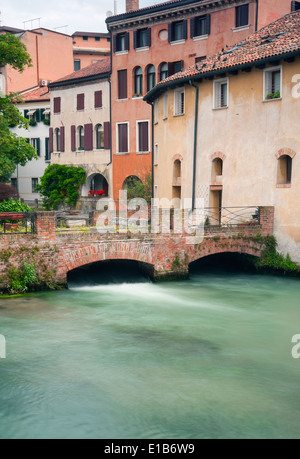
[0,0,167,34]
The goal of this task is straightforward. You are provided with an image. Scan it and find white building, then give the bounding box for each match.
[10,86,51,204]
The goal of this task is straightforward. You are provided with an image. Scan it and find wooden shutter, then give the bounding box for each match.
[190,17,196,38]
[118,70,127,100]
[125,32,130,51]
[104,122,110,149]
[71,125,76,151]
[49,128,53,153]
[77,93,85,111]
[206,14,211,35]
[84,124,93,151]
[41,109,45,121]
[118,124,128,153]
[138,122,149,152]
[54,97,61,114]
[168,62,175,76]
[60,127,65,152]
[36,138,41,156]
[168,23,173,43]
[113,34,118,53]
[95,90,103,108]
[182,20,188,40]
[133,30,138,49]
[146,28,151,47]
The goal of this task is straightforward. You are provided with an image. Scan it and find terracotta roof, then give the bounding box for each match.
[49,58,111,87]
[19,86,50,102]
[145,11,300,100]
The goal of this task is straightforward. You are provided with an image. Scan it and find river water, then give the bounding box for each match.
[0,260,299,439]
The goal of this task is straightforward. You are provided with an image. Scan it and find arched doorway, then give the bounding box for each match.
[83,173,109,197]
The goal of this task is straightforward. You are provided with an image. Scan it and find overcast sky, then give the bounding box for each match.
[0,0,167,34]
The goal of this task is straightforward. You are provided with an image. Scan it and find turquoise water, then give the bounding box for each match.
[0,264,300,439]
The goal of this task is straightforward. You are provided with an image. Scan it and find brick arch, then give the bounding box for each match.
[211,151,226,161]
[276,148,297,159]
[172,154,183,162]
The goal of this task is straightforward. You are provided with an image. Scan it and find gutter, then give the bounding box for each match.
[107,37,113,167]
[144,49,300,103]
[151,103,154,201]
[255,0,259,32]
[189,80,199,211]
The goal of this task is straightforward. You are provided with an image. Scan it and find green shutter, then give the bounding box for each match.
[41,109,45,121]
[24,110,29,119]
[36,138,41,157]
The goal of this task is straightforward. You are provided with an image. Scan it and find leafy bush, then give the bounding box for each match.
[0,183,19,202]
[8,262,37,294]
[0,198,31,213]
[37,164,86,210]
[125,171,152,204]
[256,236,298,275]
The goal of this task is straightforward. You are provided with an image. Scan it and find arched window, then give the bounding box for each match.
[147,65,156,92]
[78,126,84,150]
[122,176,143,199]
[160,62,168,81]
[134,67,143,97]
[55,128,60,152]
[212,158,223,183]
[278,155,292,185]
[95,124,104,149]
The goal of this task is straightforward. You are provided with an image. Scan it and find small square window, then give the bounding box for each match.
[174,88,185,116]
[214,79,228,109]
[95,37,100,42]
[83,36,88,41]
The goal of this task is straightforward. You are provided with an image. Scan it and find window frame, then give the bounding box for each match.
[235,4,249,28]
[263,65,282,101]
[277,155,293,186]
[32,178,39,194]
[147,65,156,92]
[213,78,229,110]
[174,88,185,117]
[116,122,129,154]
[95,124,104,150]
[136,120,150,154]
[134,67,143,97]
[78,126,85,150]
[74,59,81,71]
[118,69,128,100]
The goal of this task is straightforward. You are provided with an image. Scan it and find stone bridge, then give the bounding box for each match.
[0,207,274,292]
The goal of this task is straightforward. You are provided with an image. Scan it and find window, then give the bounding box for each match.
[118,70,128,99]
[236,4,249,28]
[147,65,156,92]
[11,178,18,190]
[174,88,185,116]
[278,155,292,185]
[45,138,50,161]
[74,59,81,71]
[292,1,300,12]
[77,93,85,111]
[191,14,211,38]
[134,67,143,96]
[95,37,100,42]
[95,90,103,108]
[31,138,41,156]
[163,92,168,119]
[168,20,188,42]
[154,101,158,124]
[137,121,149,153]
[154,144,159,166]
[114,32,129,53]
[55,129,61,151]
[160,62,168,81]
[168,61,184,77]
[32,178,39,194]
[214,78,228,109]
[78,126,84,150]
[264,67,281,100]
[83,36,88,41]
[212,158,223,183]
[96,124,104,149]
[53,97,61,114]
[134,28,151,49]
[117,123,129,154]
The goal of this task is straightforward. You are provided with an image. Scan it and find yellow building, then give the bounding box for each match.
[145,11,300,263]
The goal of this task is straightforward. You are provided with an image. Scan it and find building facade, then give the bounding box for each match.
[72,32,111,71]
[145,11,300,262]
[48,59,112,208]
[10,86,51,204]
[106,0,293,201]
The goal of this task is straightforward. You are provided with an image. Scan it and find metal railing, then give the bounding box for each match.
[204,206,260,227]
[0,212,35,234]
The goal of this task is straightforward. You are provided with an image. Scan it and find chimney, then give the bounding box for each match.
[126,0,139,13]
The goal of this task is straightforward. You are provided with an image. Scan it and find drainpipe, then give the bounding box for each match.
[36,35,40,86]
[189,80,199,211]
[255,0,259,32]
[151,102,154,200]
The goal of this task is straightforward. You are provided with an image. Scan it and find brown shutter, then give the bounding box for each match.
[104,122,110,149]
[118,70,127,100]
[168,62,175,76]
[71,125,76,151]
[138,122,149,152]
[84,123,93,151]
[49,128,53,153]
[53,97,61,114]
[77,93,85,110]
[95,90,103,108]
[60,127,65,152]
[118,124,128,153]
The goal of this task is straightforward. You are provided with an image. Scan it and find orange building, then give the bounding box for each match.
[72,32,111,71]
[106,0,294,201]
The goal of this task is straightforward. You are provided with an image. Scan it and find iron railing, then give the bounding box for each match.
[204,206,260,227]
[0,212,35,234]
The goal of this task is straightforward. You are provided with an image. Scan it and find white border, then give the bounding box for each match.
[136,120,151,154]
[116,122,130,155]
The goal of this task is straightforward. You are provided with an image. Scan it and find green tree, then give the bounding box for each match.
[37,164,86,210]
[0,34,36,183]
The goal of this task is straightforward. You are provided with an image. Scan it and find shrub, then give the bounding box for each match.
[0,183,19,202]
[0,198,31,213]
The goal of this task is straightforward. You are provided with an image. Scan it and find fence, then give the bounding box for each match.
[0,212,35,234]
